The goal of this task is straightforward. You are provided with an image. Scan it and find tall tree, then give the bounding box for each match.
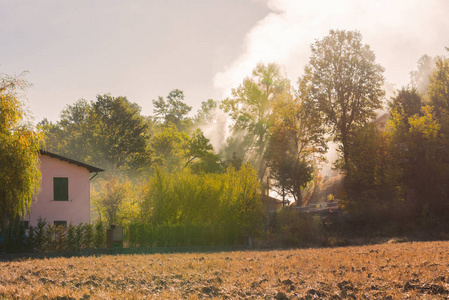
[427,55,449,118]
[345,122,402,222]
[388,87,423,126]
[265,90,326,205]
[40,95,151,174]
[300,30,385,174]
[193,99,218,125]
[153,89,192,130]
[39,99,92,163]
[150,123,189,170]
[90,94,151,172]
[410,55,437,96]
[221,63,290,175]
[0,73,43,228]
[184,128,222,173]
[92,175,138,226]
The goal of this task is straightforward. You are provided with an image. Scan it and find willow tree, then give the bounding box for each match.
[300,30,385,174]
[0,73,43,229]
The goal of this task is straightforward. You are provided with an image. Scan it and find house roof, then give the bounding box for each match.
[261,194,284,204]
[39,150,105,173]
[374,113,389,129]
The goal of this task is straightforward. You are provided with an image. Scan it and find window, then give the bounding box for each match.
[21,221,29,229]
[53,177,68,201]
[54,221,67,227]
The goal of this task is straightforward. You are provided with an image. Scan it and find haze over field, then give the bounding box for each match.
[1,0,448,122]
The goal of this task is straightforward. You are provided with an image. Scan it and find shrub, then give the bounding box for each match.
[83,224,94,249]
[94,220,105,249]
[267,208,327,247]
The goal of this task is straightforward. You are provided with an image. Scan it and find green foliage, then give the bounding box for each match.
[66,223,84,252]
[405,106,447,214]
[222,165,264,237]
[0,73,43,229]
[221,63,290,166]
[347,62,449,227]
[0,218,106,253]
[66,223,77,251]
[40,94,151,174]
[1,221,26,253]
[92,175,139,227]
[184,129,213,166]
[193,99,218,125]
[150,123,189,170]
[265,90,326,204]
[344,122,403,223]
[82,223,94,249]
[427,56,449,116]
[139,164,263,242]
[185,129,222,173]
[128,222,239,247]
[33,217,47,252]
[75,224,83,251]
[153,89,192,130]
[90,95,151,172]
[266,208,327,248]
[94,220,106,249]
[300,30,385,174]
[388,88,423,126]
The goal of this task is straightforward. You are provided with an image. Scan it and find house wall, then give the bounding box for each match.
[25,154,91,227]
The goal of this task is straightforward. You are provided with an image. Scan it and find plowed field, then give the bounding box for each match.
[1,241,449,299]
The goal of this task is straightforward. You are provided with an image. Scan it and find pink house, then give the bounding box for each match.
[23,150,104,228]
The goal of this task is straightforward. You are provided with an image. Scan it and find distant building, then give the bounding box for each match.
[374,112,389,130]
[261,194,284,213]
[23,151,104,228]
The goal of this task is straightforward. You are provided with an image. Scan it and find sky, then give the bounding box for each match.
[2,0,449,124]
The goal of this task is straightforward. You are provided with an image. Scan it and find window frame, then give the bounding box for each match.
[53,177,69,201]
[54,220,67,227]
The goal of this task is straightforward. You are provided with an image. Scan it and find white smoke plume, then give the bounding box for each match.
[196,107,230,153]
[214,0,449,97]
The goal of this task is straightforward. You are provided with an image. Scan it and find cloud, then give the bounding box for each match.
[214,0,449,97]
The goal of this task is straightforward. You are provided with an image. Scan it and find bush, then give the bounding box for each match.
[127,222,242,248]
[0,219,107,253]
[266,208,328,248]
[94,220,106,249]
[83,224,94,249]
[1,221,27,253]
[66,223,76,251]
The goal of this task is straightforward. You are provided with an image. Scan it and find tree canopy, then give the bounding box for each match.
[221,63,290,167]
[153,89,192,130]
[265,87,326,205]
[40,94,151,174]
[300,30,385,174]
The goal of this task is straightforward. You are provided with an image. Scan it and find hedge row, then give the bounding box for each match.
[0,218,106,253]
[128,222,243,247]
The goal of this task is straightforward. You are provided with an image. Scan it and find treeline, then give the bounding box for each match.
[2,29,449,248]
[346,59,449,230]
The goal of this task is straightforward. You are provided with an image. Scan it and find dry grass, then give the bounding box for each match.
[1,241,449,299]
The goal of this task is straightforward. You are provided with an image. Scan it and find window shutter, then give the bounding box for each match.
[54,177,69,201]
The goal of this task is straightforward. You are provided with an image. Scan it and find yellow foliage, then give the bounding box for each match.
[408,105,440,140]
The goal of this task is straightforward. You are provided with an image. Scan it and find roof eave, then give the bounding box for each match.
[39,150,105,173]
